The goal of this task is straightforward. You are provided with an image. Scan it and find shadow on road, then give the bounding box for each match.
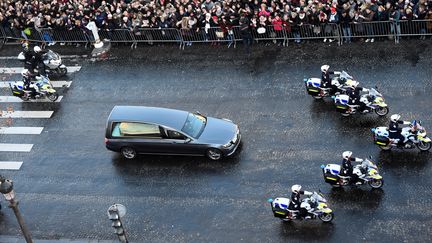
[326,187,385,211]
[278,220,335,241]
[110,144,244,177]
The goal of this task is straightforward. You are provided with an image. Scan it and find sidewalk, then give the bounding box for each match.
[0,235,119,243]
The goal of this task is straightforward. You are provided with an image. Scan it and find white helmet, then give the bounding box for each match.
[321,65,329,73]
[360,96,368,104]
[21,69,30,78]
[390,114,401,122]
[291,184,301,193]
[34,46,41,53]
[342,151,352,159]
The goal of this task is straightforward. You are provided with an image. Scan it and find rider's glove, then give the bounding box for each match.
[334,71,341,75]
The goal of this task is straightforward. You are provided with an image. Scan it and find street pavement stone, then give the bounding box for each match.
[0,41,431,242]
[0,235,118,243]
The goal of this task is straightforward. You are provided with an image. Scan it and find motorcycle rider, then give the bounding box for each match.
[21,69,39,98]
[389,114,411,147]
[340,151,364,185]
[321,65,341,95]
[288,184,313,219]
[21,41,36,71]
[33,46,47,76]
[346,84,370,113]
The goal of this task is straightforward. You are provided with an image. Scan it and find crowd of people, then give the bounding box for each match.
[1,0,432,42]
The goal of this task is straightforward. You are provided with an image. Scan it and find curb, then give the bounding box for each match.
[0,236,118,243]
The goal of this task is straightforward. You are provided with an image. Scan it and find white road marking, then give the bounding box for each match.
[0,81,72,88]
[0,66,81,74]
[0,96,63,103]
[0,127,43,134]
[0,55,88,60]
[0,143,33,152]
[0,110,53,118]
[0,161,23,170]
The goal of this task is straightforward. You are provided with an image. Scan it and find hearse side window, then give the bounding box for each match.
[166,129,186,140]
[112,122,161,138]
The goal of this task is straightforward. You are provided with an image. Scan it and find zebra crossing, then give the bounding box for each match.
[0,66,81,170]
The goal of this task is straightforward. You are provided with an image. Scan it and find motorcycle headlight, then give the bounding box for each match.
[50,59,61,66]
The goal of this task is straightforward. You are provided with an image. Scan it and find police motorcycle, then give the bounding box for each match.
[371,120,431,151]
[304,71,358,100]
[18,49,67,78]
[333,87,388,117]
[321,157,384,189]
[268,191,334,222]
[9,76,59,102]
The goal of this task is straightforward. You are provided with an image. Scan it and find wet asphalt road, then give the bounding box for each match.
[0,41,431,242]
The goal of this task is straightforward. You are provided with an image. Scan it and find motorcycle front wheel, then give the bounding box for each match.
[417,141,432,151]
[47,93,59,102]
[368,179,384,189]
[58,67,67,77]
[318,213,334,222]
[375,107,389,116]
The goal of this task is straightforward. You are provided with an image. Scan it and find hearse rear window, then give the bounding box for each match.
[112,122,161,138]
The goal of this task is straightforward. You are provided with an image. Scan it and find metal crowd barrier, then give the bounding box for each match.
[291,23,341,44]
[0,20,431,48]
[340,21,393,43]
[179,27,236,49]
[399,20,432,38]
[133,28,182,46]
[248,25,288,46]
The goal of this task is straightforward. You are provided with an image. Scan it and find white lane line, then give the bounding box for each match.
[0,110,53,118]
[0,55,88,60]
[0,143,33,152]
[0,66,81,74]
[0,96,63,103]
[0,161,23,170]
[0,127,43,134]
[0,81,72,88]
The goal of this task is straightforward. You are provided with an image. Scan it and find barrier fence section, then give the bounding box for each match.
[0,20,431,48]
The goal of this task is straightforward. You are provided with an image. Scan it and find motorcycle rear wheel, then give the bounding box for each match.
[47,93,59,102]
[417,141,431,151]
[379,145,392,151]
[341,112,350,117]
[318,213,334,222]
[375,107,389,116]
[20,96,30,101]
[368,179,384,189]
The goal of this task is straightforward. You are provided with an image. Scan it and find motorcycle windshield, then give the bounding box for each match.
[340,71,353,80]
[46,50,59,60]
[311,192,326,203]
[369,88,382,97]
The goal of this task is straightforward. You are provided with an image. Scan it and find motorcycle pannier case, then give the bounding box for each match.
[307,86,321,96]
[305,78,321,96]
[335,95,349,113]
[323,172,339,184]
[272,208,289,219]
[335,104,349,113]
[375,136,390,146]
[11,87,24,97]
